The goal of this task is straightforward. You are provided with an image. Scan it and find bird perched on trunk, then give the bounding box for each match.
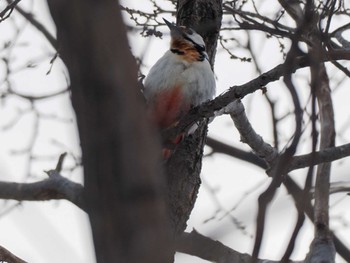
[144,19,216,158]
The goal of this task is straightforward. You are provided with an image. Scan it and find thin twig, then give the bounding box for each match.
[0,0,22,22]
[11,1,58,50]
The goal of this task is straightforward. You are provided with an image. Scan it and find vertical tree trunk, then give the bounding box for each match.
[165,0,223,236]
[47,0,172,262]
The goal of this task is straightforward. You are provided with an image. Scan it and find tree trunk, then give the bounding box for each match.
[165,0,223,236]
[47,0,172,262]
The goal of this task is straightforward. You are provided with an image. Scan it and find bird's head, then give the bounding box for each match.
[163,18,208,62]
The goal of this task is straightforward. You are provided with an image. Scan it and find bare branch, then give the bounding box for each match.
[223,4,297,39]
[328,181,350,195]
[0,153,85,210]
[0,245,27,263]
[0,0,22,22]
[206,136,267,169]
[11,1,58,50]
[177,230,303,263]
[0,173,85,210]
[162,50,350,143]
[277,0,303,25]
[54,152,67,172]
[332,22,350,49]
[284,177,350,262]
[8,87,69,101]
[287,143,350,173]
[312,53,335,245]
[225,100,278,165]
[217,101,350,177]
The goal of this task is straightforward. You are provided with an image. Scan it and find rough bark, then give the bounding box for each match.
[164,0,223,237]
[166,120,208,236]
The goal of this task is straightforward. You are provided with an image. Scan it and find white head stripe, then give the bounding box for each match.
[186,32,205,48]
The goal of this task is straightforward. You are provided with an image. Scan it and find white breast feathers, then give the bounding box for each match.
[144,50,215,106]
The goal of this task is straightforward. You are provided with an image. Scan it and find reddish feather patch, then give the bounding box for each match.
[150,85,189,128]
[148,85,190,159]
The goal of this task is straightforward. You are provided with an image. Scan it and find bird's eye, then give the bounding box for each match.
[186,29,193,35]
[197,44,205,52]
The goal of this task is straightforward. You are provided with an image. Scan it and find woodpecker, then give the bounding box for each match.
[144,19,216,158]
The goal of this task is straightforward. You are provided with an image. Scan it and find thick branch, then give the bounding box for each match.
[288,143,350,173]
[226,100,278,165]
[0,245,27,263]
[313,64,334,238]
[303,9,336,260]
[177,230,303,263]
[0,171,85,210]
[305,32,336,262]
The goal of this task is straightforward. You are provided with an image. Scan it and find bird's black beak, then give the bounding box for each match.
[163,18,181,36]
